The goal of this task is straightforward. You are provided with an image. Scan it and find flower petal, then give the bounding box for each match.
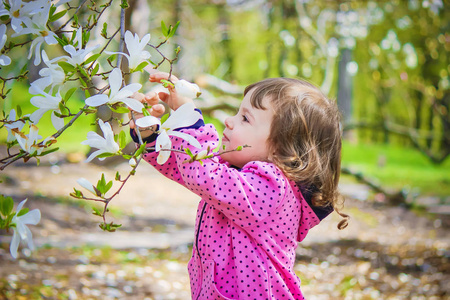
[85,94,109,107]
[85,149,104,163]
[10,229,20,259]
[51,111,65,131]
[77,178,96,195]
[156,131,171,152]
[162,102,201,130]
[169,131,202,149]
[23,226,35,251]
[108,68,123,97]
[157,150,171,165]
[20,209,41,225]
[135,116,160,128]
[120,97,145,112]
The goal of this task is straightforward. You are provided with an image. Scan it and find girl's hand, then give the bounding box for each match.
[149,72,195,111]
[129,92,165,138]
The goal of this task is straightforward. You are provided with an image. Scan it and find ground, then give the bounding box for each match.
[0,153,449,299]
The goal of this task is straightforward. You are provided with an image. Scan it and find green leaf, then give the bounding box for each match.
[17,207,29,217]
[160,113,169,124]
[142,107,151,116]
[135,143,147,157]
[58,61,76,73]
[49,9,66,22]
[115,172,121,181]
[64,87,78,102]
[168,21,180,38]
[91,63,100,77]
[101,23,108,38]
[83,53,101,66]
[16,105,22,118]
[118,130,126,149]
[0,195,14,216]
[79,76,87,87]
[184,147,193,157]
[73,14,78,26]
[59,102,69,115]
[161,20,169,37]
[120,0,129,9]
[77,66,90,80]
[122,154,132,159]
[96,152,114,159]
[40,147,59,156]
[160,79,174,89]
[92,206,102,216]
[110,106,130,114]
[131,61,149,73]
[70,188,83,198]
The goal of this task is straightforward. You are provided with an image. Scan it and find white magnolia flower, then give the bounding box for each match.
[175,80,201,99]
[10,199,41,259]
[15,3,58,65]
[63,27,100,66]
[0,24,11,66]
[135,102,202,164]
[5,109,26,143]
[85,68,144,112]
[106,30,151,70]
[29,87,64,131]
[81,119,120,162]
[1,0,44,34]
[30,50,65,93]
[13,125,46,155]
[77,178,97,196]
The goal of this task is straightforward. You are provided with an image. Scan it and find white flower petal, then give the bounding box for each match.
[29,108,47,125]
[10,230,20,259]
[20,209,41,225]
[77,178,96,194]
[51,111,65,131]
[156,131,171,152]
[23,226,35,250]
[108,68,123,97]
[169,131,202,149]
[162,102,201,130]
[85,94,109,107]
[175,80,201,99]
[157,150,171,165]
[120,97,145,112]
[135,116,160,128]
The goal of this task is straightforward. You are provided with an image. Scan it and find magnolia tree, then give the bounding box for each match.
[0,0,215,259]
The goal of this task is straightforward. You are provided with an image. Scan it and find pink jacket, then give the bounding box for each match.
[139,116,329,300]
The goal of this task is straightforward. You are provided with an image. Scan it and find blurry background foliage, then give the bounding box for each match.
[1,0,449,197]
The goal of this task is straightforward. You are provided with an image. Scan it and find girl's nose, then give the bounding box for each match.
[225,117,233,129]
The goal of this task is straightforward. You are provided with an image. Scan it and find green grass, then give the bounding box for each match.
[341,141,450,197]
[1,82,96,153]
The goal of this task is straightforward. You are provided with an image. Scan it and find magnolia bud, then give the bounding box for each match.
[129,157,137,167]
[175,80,201,99]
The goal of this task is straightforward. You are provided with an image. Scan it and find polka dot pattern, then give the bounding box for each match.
[142,122,321,299]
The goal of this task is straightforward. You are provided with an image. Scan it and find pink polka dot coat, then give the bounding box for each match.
[139,117,327,300]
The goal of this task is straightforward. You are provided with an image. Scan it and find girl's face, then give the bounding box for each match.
[221,90,273,168]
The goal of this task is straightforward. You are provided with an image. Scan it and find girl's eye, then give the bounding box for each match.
[242,115,249,122]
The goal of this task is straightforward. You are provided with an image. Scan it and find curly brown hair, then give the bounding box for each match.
[245,78,348,229]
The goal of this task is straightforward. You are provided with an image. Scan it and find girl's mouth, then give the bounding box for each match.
[222,134,229,142]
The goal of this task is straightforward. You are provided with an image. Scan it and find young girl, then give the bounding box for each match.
[130,73,348,300]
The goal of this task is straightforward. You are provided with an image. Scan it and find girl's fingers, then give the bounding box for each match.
[151,104,165,117]
[158,92,170,103]
[144,92,160,106]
